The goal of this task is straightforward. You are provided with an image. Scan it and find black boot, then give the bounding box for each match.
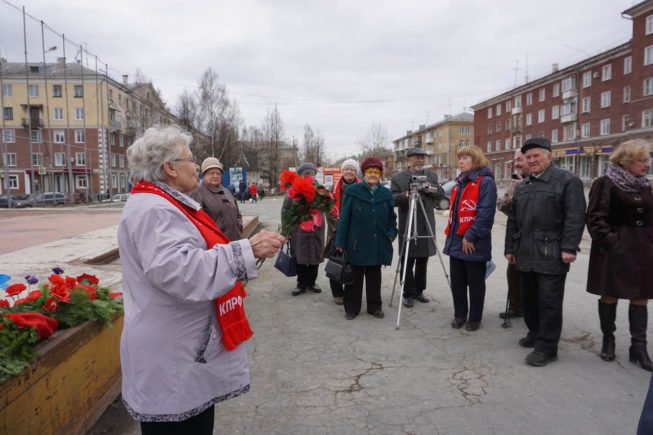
[629,304,653,371]
[598,301,616,362]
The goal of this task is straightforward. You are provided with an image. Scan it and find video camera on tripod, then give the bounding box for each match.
[409,175,430,192]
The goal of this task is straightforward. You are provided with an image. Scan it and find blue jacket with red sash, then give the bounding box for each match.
[443,167,497,262]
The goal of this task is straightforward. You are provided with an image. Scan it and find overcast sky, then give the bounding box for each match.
[0,0,640,159]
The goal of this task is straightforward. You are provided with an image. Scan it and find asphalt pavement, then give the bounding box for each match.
[3,196,650,434]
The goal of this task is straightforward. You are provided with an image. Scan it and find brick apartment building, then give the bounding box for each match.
[0,58,182,198]
[393,112,474,181]
[472,0,653,183]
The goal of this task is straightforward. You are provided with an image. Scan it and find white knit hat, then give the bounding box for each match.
[340,158,360,174]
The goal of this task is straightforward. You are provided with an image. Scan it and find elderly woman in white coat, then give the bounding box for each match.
[118,125,285,434]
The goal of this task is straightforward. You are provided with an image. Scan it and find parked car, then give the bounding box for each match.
[14,192,67,208]
[73,192,90,203]
[0,194,29,208]
[111,193,130,202]
[435,180,456,210]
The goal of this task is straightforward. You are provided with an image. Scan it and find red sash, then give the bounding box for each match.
[131,181,253,351]
[445,176,483,236]
[333,177,360,216]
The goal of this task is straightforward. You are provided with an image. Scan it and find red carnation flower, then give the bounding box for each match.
[76,273,99,285]
[27,290,44,302]
[3,312,58,339]
[65,276,77,289]
[280,170,298,188]
[50,283,71,303]
[48,274,65,286]
[6,283,26,297]
[292,177,316,203]
[43,298,59,312]
[109,292,123,299]
[75,284,97,301]
[0,300,10,308]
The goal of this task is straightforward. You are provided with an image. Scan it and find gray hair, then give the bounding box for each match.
[127,125,193,183]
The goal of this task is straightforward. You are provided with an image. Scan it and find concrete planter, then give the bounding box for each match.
[0,314,123,435]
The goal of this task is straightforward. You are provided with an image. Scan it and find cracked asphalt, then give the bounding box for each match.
[3,195,648,434]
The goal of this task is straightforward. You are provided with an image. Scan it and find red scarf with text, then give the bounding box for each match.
[445,176,483,236]
[131,180,252,351]
[333,177,361,216]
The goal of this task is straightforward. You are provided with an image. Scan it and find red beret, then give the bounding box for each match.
[361,157,384,174]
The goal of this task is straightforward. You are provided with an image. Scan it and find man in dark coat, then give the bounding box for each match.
[391,147,443,308]
[505,137,586,367]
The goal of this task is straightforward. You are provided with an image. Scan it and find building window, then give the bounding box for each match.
[551,129,559,143]
[581,123,591,138]
[54,130,65,143]
[487,107,493,119]
[552,83,560,97]
[111,174,118,189]
[600,91,611,108]
[647,15,653,35]
[539,88,546,102]
[505,118,512,130]
[54,152,66,166]
[538,109,545,123]
[505,100,512,111]
[564,124,576,141]
[110,133,116,146]
[602,64,612,81]
[2,84,11,97]
[623,114,632,131]
[75,175,88,189]
[28,85,39,97]
[459,140,464,147]
[31,129,42,143]
[496,121,501,132]
[495,140,501,152]
[8,175,18,190]
[643,110,653,128]
[54,107,64,120]
[644,78,653,97]
[119,134,125,147]
[624,56,632,74]
[526,92,533,105]
[31,153,43,166]
[561,102,574,115]
[496,104,502,116]
[75,108,84,120]
[562,76,575,92]
[624,85,632,103]
[505,138,510,150]
[526,113,532,126]
[111,154,117,168]
[552,105,560,119]
[583,71,592,88]
[487,141,492,153]
[3,107,13,121]
[600,119,610,135]
[581,97,591,113]
[52,85,62,97]
[75,129,86,143]
[75,152,86,166]
[514,95,522,108]
[2,130,16,143]
[74,85,84,97]
[3,152,17,166]
[646,45,653,66]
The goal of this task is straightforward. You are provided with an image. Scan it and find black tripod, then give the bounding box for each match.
[389,185,451,329]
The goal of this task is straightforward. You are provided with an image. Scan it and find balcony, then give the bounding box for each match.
[108,119,122,132]
[562,89,577,100]
[21,117,42,129]
[511,106,522,115]
[560,113,577,123]
[511,126,522,134]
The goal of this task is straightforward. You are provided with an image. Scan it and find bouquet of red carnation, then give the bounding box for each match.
[280,170,335,236]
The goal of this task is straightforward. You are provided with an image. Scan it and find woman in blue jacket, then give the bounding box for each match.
[336,157,397,320]
[444,145,497,331]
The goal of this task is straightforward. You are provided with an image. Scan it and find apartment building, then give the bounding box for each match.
[393,113,474,180]
[0,58,177,198]
[472,0,653,183]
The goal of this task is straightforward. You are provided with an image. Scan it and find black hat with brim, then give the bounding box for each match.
[521,137,552,153]
[406,147,427,157]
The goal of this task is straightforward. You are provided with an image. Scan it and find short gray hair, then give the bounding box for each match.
[127,125,193,183]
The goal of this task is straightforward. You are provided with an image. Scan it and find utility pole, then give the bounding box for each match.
[23,7,36,194]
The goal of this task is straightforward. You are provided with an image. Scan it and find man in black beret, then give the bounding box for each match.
[391,147,443,308]
[505,137,586,366]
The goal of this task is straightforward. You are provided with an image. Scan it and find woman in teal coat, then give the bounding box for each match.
[336,157,397,320]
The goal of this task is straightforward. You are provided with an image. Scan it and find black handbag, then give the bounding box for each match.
[274,242,297,277]
[324,247,354,285]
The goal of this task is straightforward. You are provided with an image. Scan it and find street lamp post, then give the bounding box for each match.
[41,21,56,192]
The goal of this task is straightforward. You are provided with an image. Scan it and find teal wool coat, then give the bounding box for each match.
[335,182,398,266]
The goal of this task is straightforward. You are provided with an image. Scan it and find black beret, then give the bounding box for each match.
[521,137,551,153]
[406,147,427,157]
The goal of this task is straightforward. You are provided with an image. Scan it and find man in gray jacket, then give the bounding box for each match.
[505,137,586,367]
[391,147,443,308]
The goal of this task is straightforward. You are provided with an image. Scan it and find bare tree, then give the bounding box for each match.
[357,122,390,156]
[197,68,229,157]
[261,104,285,188]
[302,124,324,166]
[133,68,150,84]
[175,90,199,131]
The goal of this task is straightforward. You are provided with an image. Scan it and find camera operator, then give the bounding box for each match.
[391,147,444,308]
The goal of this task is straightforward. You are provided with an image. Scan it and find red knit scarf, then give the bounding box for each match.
[131,180,253,351]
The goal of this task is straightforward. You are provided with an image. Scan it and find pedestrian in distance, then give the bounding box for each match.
[444,145,497,332]
[190,157,243,242]
[239,180,247,204]
[496,149,530,319]
[505,137,586,367]
[118,125,285,434]
[391,147,443,308]
[249,183,258,203]
[336,157,397,320]
[586,139,653,369]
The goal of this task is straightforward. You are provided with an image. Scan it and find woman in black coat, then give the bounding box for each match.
[586,139,653,370]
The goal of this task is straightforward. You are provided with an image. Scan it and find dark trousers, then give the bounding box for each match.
[344,265,382,315]
[520,271,567,355]
[296,264,318,289]
[506,262,522,311]
[330,279,344,298]
[638,374,653,434]
[401,256,428,298]
[141,405,214,435]
[450,257,487,322]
